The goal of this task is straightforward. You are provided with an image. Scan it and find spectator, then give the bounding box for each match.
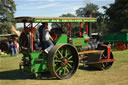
[16,41,19,53]
[0,49,1,55]
[9,41,14,56]
[13,41,18,57]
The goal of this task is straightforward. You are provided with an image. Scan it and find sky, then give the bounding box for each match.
[14,0,115,17]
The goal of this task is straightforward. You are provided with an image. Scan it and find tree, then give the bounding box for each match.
[60,13,76,17]
[52,13,76,29]
[0,0,16,34]
[76,3,105,33]
[76,3,100,17]
[106,0,128,33]
[59,13,80,34]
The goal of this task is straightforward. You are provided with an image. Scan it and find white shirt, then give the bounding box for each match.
[42,27,50,41]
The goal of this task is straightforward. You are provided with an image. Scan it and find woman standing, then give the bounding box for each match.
[13,41,18,57]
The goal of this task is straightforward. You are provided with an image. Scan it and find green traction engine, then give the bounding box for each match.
[16,17,115,79]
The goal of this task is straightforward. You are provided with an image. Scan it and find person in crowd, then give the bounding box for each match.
[16,41,19,54]
[0,49,1,55]
[13,40,18,57]
[9,41,14,56]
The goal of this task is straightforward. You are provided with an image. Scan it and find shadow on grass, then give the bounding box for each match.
[0,69,57,80]
[0,69,34,80]
[79,65,100,71]
[0,66,100,80]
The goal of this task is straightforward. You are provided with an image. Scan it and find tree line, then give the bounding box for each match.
[60,0,128,34]
[0,0,128,34]
[0,0,16,34]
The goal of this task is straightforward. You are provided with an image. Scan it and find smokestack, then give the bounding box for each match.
[88,15,92,38]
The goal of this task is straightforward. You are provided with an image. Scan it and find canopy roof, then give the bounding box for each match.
[0,34,18,37]
[15,16,97,23]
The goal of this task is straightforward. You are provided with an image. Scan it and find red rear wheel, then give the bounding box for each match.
[115,42,126,51]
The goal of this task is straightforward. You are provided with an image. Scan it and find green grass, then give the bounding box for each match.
[0,54,23,71]
[0,54,11,58]
[0,53,23,58]
[0,50,128,72]
[0,50,128,85]
[112,50,128,68]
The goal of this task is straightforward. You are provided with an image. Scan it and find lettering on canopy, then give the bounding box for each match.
[34,19,96,23]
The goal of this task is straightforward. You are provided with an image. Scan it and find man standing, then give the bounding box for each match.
[9,41,14,56]
[41,23,54,53]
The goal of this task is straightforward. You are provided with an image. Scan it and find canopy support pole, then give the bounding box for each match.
[85,22,88,35]
[30,22,33,51]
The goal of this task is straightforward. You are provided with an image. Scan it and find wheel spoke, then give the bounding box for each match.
[65,67,69,73]
[68,60,73,63]
[56,67,61,72]
[57,50,64,58]
[54,60,62,62]
[63,66,69,75]
[102,54,107,59]
[67,63,72,68]
[102,62,107,68]
[64,67,66,75]
[55,55,59,59]
[54,63,58,67]
[68,56,72,60]
[55,54,62,59]
[60,48,64,55]
[64,49,68,57]
[59,70,62,75]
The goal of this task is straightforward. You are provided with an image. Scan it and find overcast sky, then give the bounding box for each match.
[14,0,115,17]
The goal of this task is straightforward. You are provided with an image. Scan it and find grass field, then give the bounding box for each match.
[0,50,128,85]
